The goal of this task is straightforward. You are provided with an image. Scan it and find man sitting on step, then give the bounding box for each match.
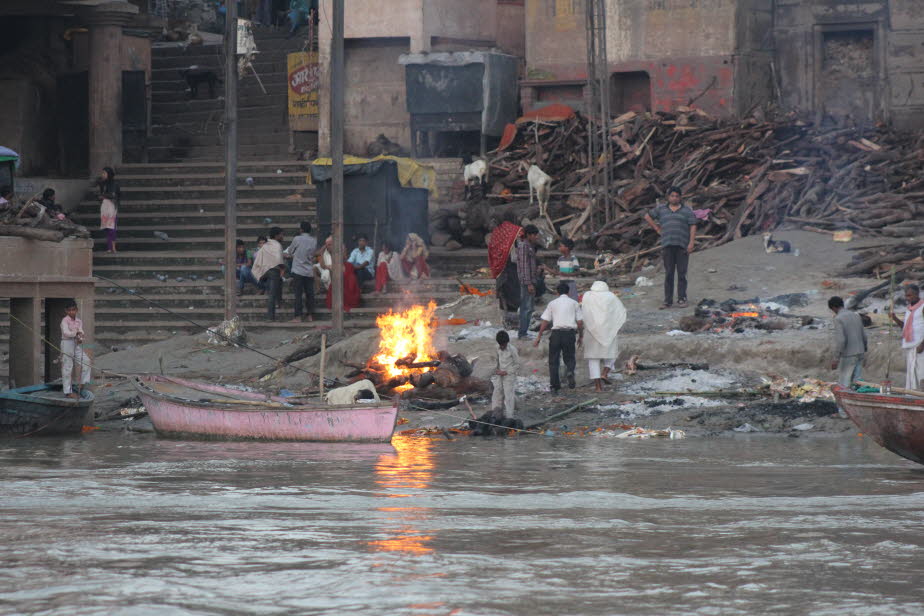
[251,227,285,321]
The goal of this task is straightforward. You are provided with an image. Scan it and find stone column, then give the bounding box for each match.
[9,297,41,388]
[85,2,137,176]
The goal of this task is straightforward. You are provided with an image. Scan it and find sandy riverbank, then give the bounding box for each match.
[91,230,914,437]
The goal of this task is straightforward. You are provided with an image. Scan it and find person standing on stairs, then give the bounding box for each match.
[252,227,285,320]
[97,167,120,253]
[285,221,317,323]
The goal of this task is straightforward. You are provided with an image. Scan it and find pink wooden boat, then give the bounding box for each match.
[131,375,397,442]
[833,385,924,465]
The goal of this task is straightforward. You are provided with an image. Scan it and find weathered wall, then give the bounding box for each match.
[496,0,527,58]
[524,0,770,116]
[774,0,924,129]
[319,0,521,156]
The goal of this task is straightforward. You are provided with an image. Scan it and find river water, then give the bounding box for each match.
[2,433,924,616]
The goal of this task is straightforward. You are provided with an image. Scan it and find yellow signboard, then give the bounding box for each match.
[287,51,320,131]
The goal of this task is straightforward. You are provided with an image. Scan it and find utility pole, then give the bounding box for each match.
[223,1,239,320]
[585,0,612,228]
[330,0,345,333]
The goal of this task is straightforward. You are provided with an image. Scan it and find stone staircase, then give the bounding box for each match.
[58,30,508,353]
[145,29,311,162]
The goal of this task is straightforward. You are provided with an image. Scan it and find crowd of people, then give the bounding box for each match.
[234,223,432,321]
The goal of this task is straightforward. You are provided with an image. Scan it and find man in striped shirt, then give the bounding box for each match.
[644,186,698,309]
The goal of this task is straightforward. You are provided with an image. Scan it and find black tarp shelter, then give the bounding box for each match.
[310,158,430,250]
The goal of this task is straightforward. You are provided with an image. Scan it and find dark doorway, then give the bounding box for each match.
[56,72,89,178]
[122,70,147,163]
[819,28,876,124]
[610,71,651,113]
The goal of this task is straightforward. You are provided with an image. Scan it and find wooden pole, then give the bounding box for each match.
[330,0,345,333]
[223,2,239,321]
[319,333,327,401]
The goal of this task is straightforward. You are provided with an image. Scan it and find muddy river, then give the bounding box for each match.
[2,433,923,615]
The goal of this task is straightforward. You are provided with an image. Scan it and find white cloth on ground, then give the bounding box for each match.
[61,339,91,394]
[588,358,616,380]
[581,281,627,360]
[905,348,924,391]
[326,379,381,405]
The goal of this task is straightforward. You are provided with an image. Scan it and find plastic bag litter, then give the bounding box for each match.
[734,423,759,433]
[635,276,654,287]
[207,316,247,346]
[792,423,814,431]
[765,376,834,403]
[612,427,685,439]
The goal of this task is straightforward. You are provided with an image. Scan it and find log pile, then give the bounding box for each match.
[431,108,924,272]
[841,242,924,278]
[345,350,489,399]
[0,197,90,241]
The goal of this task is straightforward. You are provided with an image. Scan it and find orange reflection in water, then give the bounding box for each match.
[368,435,435,555]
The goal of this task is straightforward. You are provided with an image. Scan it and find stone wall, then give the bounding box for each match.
[775,0,924,129]
[524,0,773,117]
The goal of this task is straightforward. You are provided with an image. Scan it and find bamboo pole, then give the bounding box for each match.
[319,333,327,401]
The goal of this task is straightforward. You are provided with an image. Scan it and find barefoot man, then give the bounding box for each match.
[582,281,627,392]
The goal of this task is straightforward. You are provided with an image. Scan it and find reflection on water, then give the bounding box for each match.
[1,433,924,615]
[370,436,435,555]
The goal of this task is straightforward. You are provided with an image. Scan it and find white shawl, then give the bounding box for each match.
[581,281,627,359]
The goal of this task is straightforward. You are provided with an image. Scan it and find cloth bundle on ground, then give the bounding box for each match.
[468,410,524,436]
[326,379,380,405]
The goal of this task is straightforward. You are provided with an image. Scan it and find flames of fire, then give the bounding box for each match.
[729,303,764,319]
[373,302,438,391]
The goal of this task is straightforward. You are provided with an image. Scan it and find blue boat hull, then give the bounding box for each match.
[0,384,94,437]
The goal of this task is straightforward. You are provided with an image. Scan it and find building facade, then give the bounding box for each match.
[522,0,774,117]
[317,0,526,156]
[775,0,924,129]
[0,0,158,178]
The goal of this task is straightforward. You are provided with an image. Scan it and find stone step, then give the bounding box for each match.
[75,199,315,216]
[146,144,293,163]
[151,93,289,114]
[153,102,286,123]
[116,161,308,175]
[106,171,307,187]
[89,223,304,241]
[79,211,312,227]
[94,290,462,310]
[143,129,294,148]
[151,74,288,93]
[112,183,311,200]
[148,115,288,134]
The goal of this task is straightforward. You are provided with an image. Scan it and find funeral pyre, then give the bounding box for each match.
[346,302,489,398]
[676,296,817,334]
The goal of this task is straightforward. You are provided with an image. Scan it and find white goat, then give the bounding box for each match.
[528,164,552,222]
[463,159,488,200]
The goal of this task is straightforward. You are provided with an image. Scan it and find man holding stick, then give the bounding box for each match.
[643,187,698,309]
[890,284,924,391]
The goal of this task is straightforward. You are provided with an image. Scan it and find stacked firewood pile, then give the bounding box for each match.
[432,108,924,270]
[0,196,90,242]
[841,242,924,278]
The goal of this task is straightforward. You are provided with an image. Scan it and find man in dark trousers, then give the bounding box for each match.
[516,225,542,339]
[535,281,584,392]
[643,186,698,309]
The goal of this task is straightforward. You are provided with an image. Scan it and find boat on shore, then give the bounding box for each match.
[131,375,397,442]
[833,385,924,465]
[0,383,94,437]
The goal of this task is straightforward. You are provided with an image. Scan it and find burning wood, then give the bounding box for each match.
[349,302,488,397]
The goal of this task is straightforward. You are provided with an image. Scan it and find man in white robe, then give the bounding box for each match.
[890,284,924,391]
[581,281,627,392]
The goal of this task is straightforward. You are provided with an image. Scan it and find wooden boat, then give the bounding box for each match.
[132,375,398,442]
[833,385,924,465]
[0,383,94,437]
